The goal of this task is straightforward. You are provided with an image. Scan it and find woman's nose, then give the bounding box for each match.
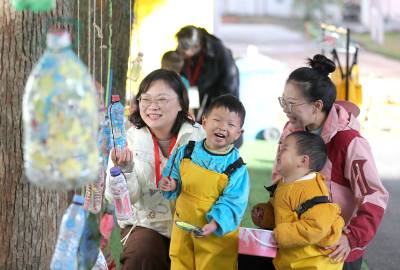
[148,102,160,109]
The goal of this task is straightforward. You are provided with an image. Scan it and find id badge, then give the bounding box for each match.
[188,86,200,109]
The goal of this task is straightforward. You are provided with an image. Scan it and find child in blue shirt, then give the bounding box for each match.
[159,94,250,270]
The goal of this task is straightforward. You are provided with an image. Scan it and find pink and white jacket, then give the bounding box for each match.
[272,103,389,262]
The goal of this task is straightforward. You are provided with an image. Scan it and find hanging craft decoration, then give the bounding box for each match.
[23,31,99,190]
[11,0,55,12]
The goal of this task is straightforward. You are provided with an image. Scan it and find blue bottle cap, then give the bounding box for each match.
[110,166,122,177]
[73,194,84,205]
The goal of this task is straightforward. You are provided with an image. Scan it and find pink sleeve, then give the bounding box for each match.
[344,137,389,250]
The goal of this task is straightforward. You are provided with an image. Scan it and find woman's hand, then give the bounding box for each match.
[324,234,351,262]
[251,205,265,227]
[158,176,177,192]
[110,146,133,168]
[199,220,218,237]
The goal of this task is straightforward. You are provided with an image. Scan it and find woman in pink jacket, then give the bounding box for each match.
[271,54,389,270]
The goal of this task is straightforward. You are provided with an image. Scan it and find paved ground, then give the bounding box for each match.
[215,19,400,269]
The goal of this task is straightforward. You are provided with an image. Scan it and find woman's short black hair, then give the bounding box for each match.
[129,69,194,135]
[204,94,246,127]
[287,54,337,113]
[287,131,327,172]
[176,25,203,50]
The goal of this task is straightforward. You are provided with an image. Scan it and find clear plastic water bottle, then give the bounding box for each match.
[50,195,87,270]
[108,95,126,151]
[23,31,99,190]
[109,167,132,220]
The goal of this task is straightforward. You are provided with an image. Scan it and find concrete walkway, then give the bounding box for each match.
[215,19,400,269]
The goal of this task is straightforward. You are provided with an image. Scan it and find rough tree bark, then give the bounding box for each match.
[0,0,131,268]
[0,2,73,269]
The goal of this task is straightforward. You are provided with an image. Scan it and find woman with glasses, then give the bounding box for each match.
[105,69,205,270]
[267,54,388,270]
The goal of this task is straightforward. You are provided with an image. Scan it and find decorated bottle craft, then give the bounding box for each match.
[129,52,143,82]
[12,0,55,11]
[109,167,132,220]
[108,95,126,151]
[84,168,105,214]
[23,31,99,190]
[84,113,110,214]
[50,195,87,270]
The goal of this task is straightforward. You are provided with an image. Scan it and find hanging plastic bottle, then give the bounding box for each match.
[109,167,132,220]
[50,195,87,270]
[130,52,143,82]
[108,95,126,151]
[84,167,105,214]
[23,31,99,190]
[84,112,111,214]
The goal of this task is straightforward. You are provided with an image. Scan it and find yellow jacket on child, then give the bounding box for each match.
[260,172,344,270]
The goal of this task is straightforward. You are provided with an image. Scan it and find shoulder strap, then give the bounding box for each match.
[223,157,245,178]
[183,141,196,159]
[295,196,330,218]
[264,184,278,198]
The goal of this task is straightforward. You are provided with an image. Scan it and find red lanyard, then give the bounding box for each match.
[186,52,205,86]
[151,133,177,187]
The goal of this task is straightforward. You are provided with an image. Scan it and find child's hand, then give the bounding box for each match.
[251,206,264,226]
[158,176,177,192]
[199,220,218,237]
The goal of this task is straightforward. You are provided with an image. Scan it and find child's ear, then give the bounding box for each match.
[234,128,243,141]
[201,115,207,127]
[298,155,310,169]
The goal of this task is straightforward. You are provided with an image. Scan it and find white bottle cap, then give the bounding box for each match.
[46,31,71,49]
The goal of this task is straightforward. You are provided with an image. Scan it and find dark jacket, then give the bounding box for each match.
[181,28,239,109]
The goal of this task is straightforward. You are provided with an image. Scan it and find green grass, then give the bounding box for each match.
[239,140,278,227]
[353,32,400,60]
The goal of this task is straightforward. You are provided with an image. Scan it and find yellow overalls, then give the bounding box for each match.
[169,154,240,270]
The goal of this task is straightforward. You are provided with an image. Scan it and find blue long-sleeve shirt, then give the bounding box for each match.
[162,140,250,236]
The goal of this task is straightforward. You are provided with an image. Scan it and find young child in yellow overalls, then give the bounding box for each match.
[159,95,250,270]
[252,131,345,270]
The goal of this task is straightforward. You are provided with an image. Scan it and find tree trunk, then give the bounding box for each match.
[72,0,132,104]
[1,1,75,269]
[0,1,132,268]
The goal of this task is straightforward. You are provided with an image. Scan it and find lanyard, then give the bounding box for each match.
[151,133,177,187]
[186,52,205,86]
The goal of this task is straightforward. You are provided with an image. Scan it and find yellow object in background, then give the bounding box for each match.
[331,65,363,108]
[330,49,362,108]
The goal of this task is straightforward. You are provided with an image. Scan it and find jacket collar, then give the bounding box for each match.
[320,103,360,143]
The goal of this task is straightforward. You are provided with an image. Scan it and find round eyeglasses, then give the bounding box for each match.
[278,97,308,113]
[137,96,175,108]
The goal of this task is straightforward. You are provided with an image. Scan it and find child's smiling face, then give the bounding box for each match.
[202,106,243,152]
